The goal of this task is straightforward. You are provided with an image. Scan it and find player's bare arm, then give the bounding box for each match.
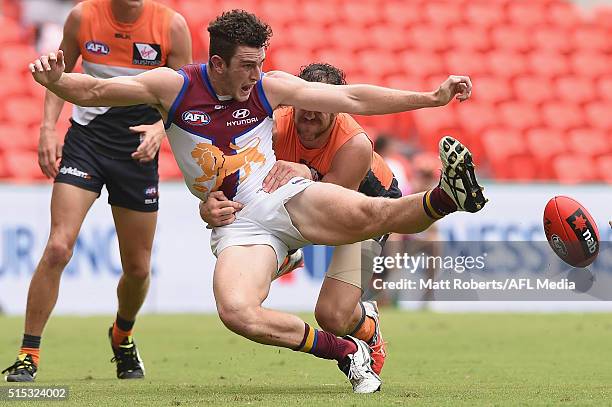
[167,12,193,70]
[30,51,183,120]
[263,71,472,115]
[262,133,371,193]
[322,133,372,190]
[131,12,193,163]
[39,3,82,178]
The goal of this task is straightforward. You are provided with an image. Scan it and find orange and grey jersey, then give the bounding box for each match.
[274,107,402,199]
[72,0,174,158]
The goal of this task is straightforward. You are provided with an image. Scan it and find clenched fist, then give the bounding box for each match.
[432,75,472,106]
[29,50,66,86]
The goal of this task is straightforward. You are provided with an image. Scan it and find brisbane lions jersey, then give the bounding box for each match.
[164,64,275,204]
[73,0,174,158]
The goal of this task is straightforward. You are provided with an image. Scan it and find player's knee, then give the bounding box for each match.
[122,263,151,281]
[43,240,73,269]
[315,303,352,335]
[217,302,261,338]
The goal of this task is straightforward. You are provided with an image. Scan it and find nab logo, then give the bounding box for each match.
[182,110,211,126]
[232,109,250,119]
[85,41,110,55]
[566,208,599,256]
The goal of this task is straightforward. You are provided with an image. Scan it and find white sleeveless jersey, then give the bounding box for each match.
[164,64,276,204]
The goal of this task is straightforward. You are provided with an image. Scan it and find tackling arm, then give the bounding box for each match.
[323,133,372,190]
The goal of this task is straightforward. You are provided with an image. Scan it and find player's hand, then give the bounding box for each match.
[29,50,66,86]
[199,191,244,227]
[263,160,312,193]
[130,122,165,163]
[38,127,62,178]
[433,75,472,106]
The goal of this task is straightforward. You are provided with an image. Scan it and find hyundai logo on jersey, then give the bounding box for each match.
[232,109,251,119]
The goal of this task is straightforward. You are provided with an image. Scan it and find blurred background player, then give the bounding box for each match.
[2,0,192,382]
[199,62,404,375]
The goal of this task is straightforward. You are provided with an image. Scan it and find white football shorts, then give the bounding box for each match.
[210,177,314,267]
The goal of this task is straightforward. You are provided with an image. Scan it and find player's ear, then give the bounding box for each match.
[209,55,227,73]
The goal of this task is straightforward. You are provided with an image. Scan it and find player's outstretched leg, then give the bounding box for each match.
[214,245,380,393]
[286,136,488,246]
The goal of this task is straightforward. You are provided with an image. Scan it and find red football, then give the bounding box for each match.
[543,196,600,267]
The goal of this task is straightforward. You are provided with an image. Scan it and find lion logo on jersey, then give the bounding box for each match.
[191,138,266,194]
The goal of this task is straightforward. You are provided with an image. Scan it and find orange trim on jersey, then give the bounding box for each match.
[79,0,174,69]
[274,106,394,189]
[370,152,394,189]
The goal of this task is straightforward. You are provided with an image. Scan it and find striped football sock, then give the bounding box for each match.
[294,323,357,362]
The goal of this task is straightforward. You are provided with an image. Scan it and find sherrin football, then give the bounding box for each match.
[543,196,600,268]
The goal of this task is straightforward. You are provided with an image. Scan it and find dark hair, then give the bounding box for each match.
[207,10,272,65]
[298,63,347,85]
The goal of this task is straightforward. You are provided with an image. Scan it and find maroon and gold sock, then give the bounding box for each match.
[423,186,457,220]
[294,323,357,361]
[112,313,135,348]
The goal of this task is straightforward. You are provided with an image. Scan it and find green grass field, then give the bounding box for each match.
[1,311,611,406]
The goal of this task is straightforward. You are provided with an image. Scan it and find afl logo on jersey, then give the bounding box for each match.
[182,110,211,126]
[85,41,110,55]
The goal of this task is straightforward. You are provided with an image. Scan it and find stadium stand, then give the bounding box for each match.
[597,155,612,183]
[542,102,585,132]
[1,0,610,183]
[553,154,599,184]
[525,128,568,179]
